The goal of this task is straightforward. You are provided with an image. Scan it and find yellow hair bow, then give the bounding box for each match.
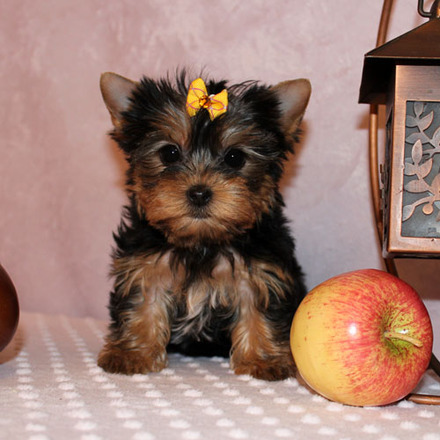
[186,78,228,121]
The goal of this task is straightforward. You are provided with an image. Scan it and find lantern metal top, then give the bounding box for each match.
[359,2,440,105]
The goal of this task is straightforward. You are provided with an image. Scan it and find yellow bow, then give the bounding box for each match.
[186,78,228,121]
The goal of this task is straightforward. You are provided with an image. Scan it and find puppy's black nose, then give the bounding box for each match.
[186,185,213,207]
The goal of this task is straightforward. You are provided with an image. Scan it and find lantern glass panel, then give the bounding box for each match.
[402,100,440,238]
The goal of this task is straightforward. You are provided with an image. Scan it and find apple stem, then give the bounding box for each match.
[383,331,423,348]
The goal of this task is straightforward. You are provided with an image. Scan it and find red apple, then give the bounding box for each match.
[290,269,433,406]
[0,264,19,352]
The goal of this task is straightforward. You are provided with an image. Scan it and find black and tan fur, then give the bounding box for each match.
[98,71,311,380]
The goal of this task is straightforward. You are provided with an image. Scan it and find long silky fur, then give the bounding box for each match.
[98,70,307,380]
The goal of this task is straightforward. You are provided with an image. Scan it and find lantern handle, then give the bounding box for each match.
[418,0,440,18]
[369,0,397,277]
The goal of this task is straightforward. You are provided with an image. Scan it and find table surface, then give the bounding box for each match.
[0,312,439,440]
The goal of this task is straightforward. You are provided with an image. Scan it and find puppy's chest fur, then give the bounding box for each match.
[114,248,278,344]
[171,252,248,344]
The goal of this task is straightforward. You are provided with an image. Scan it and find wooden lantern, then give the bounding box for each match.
[359,0,440,257]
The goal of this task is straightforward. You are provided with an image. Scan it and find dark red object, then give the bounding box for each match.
[0,264,19,351]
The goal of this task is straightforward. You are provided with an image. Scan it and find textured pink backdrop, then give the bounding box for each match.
[0,0,439,353]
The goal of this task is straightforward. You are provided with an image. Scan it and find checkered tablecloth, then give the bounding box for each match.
[0,312,439,440]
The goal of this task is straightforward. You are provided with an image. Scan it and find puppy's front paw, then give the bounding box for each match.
[98,344,168,375]
[231,352,296,381]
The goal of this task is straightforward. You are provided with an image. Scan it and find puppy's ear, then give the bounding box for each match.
[271,79,311,137]
[100,72,138,128]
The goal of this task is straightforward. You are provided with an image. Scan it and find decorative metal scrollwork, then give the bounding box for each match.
[402,101,440,237]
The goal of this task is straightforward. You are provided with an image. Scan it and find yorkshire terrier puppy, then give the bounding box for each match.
[98,70,311,381]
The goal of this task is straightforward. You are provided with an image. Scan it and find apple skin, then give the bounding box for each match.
[290,269,433,407]
[0,264,19,352]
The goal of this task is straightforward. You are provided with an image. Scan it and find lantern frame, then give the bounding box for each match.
[386,64,440,256]
[360,0,440,261]
[359,0,440,404]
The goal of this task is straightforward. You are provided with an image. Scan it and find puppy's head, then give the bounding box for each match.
[101,71,311,247]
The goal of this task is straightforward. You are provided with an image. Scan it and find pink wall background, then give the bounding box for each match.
[0,0,439,351]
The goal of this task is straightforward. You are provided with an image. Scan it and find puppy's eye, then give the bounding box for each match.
[159,144,181,165]
[224,148,246,169]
